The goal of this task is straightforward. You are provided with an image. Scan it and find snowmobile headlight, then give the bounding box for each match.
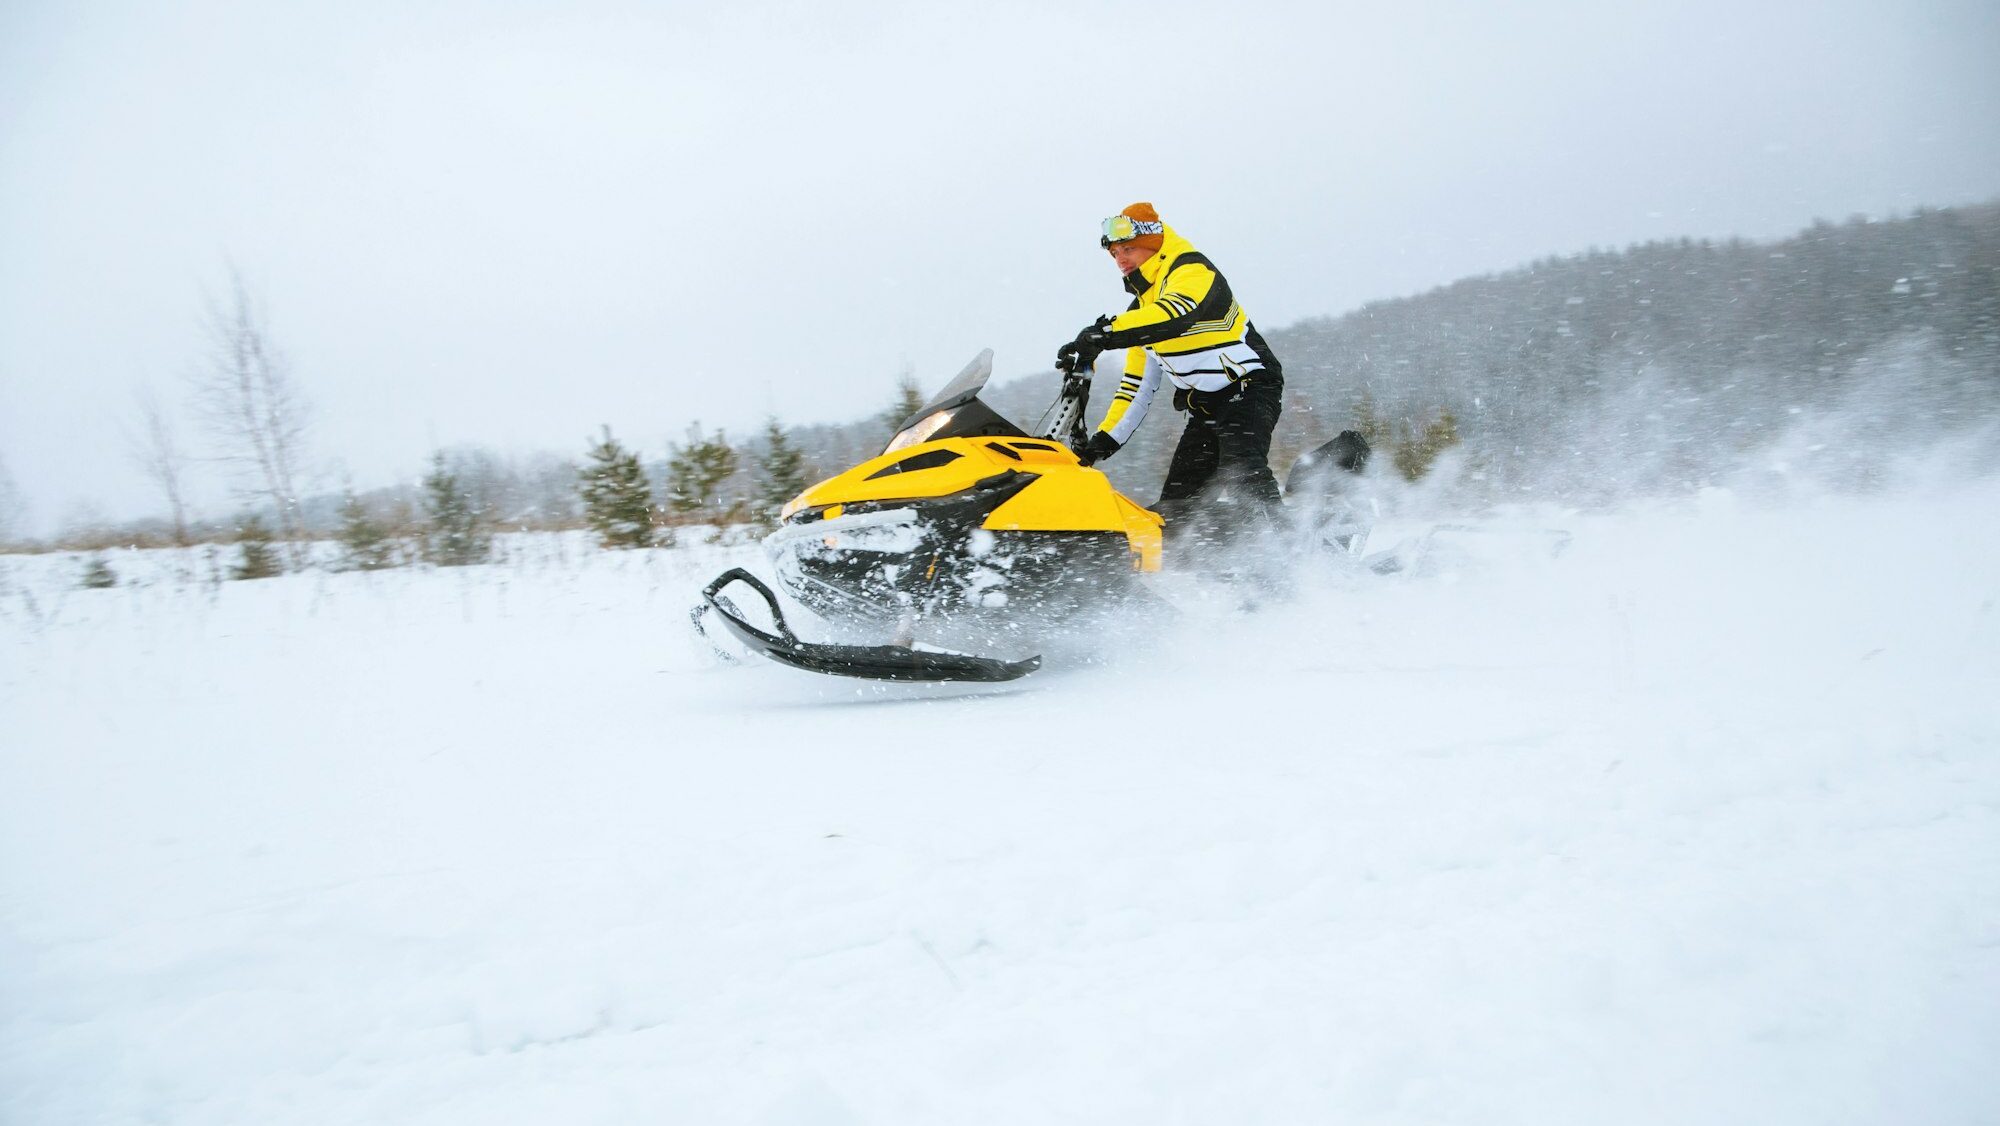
[1100,214,1163,247]
[884,409,954,454]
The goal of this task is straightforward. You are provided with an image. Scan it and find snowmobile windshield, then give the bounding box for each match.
[883,349,1028,454]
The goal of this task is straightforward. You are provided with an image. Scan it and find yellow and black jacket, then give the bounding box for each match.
[1094,225,1282,444]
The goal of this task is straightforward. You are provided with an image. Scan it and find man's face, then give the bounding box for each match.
[1109,242,1156,275]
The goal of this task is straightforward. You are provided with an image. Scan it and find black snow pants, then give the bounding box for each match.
[1154,373,1286,549]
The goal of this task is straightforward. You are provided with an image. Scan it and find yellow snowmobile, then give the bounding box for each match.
[698,349,1367,682]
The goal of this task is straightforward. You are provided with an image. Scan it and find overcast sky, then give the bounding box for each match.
[3,0,1997,534]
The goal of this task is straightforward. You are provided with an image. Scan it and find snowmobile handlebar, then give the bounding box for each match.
[1036,365,1094,452]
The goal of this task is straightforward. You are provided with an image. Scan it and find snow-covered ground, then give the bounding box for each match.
[4,480,1997,1125]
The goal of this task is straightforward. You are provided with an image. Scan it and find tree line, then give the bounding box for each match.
[11,270,922,581]
[14,200,1998,578]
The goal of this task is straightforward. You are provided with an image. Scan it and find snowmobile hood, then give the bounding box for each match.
[780,435,1162,570]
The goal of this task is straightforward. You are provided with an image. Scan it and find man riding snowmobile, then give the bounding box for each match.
[1056,202,1287,548]
[693,206,1371,683]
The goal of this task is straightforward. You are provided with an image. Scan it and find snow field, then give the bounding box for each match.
[3,484,1997,1124]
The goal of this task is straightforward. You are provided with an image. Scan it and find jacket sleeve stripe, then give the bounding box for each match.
[1099,351,1161,444]
[1098,252,1236,349]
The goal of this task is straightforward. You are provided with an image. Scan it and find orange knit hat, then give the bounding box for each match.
[1104,201,1165,252]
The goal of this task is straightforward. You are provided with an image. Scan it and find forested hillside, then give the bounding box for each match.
[1263,202,1999,502]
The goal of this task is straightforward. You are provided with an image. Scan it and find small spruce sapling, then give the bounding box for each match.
[882,367,925,442]
[232,515,283,580]
[80,555,117,589]
[578,426,655,549]
[421,453,492,567]
[336,491,398,571]
[753,416,810,530]
[665,423,738,527]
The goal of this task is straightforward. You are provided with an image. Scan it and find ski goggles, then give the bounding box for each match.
[1100,215,1164,247]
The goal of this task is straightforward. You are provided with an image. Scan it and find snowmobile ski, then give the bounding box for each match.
[700,568,1041,683]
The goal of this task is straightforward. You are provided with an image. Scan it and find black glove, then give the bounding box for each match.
[1055,338,1101,374]
[1055,315,1115,373]
[1075,431,1121,467]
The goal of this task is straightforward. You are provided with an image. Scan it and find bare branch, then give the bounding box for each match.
[129,385,194,546]
[187,267,313,561]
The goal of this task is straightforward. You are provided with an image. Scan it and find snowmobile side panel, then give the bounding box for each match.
[701,568,1041,683]
[983,472,1121,530]
[981,479,1162,571]
[1112,493,1165,572]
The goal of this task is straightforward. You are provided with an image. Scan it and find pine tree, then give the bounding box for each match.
[882,367,926,441]
[421,453,492,566]
[752,416,810,529]
[665,423,739,524]
[336,491,398,571]
[1392,409,1463,482]
[578,426,654,548]
[1350,388,1393,453]
[80,555,117,589]
[1350,390,1460,483]
[232,515,283,580]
